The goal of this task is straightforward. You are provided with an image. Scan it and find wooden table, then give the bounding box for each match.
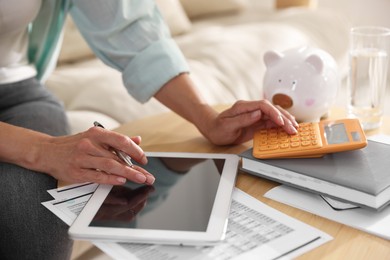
[114,106,390,260]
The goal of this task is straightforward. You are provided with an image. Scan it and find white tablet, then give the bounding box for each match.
[69,152,239,246]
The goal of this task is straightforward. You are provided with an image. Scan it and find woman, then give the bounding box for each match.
[0,0,298,259]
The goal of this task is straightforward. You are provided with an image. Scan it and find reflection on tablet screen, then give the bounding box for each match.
[89,157,225,232]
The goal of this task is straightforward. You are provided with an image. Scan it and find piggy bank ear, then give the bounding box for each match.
[264,50,283,67]
[305,54,323,74]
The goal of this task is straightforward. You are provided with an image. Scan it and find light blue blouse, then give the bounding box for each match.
[29,0,189,103]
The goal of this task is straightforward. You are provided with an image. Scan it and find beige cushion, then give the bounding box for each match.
[58,17,95,64]
[276,0,317,9]
[156,0,192,36]
[179,0,248,19]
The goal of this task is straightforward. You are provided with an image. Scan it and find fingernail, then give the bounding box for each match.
[146,175,155,185]
[289,124,298,134]
[278,114,284,125]
[135,172,147,183]
[141,156,148,165]
[117,177,126,183]
[251,110,261,118]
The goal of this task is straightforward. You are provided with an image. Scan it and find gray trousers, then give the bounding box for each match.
[0,78,73,260]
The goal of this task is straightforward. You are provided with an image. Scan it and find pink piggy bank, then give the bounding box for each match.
[263,46,340,122]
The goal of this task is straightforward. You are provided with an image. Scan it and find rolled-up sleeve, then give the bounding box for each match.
[69,0,189,102]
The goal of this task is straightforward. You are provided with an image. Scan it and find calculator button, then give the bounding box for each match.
[280,143,289,149]
[290,142,300,148]
[267,144,279,150]
[290,137,300,142]
[268,134,278,139]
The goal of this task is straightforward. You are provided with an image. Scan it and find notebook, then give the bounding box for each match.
[240,140,390,211]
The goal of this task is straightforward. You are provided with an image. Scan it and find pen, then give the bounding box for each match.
[93,121,134,168]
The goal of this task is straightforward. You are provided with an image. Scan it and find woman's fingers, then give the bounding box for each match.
[46,127,155,186]
[86,126,147,165]
[77,156,155,185]
[221,100,298,133]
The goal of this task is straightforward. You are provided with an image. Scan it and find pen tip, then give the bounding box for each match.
[94,121,104,128]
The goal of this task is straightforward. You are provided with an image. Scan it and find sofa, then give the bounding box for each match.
[45,0,351,136]
[48,0,351,259]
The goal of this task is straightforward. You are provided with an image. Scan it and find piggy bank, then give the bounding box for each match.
[263,46,340,122]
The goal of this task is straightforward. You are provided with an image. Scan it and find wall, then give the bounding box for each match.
[316,0,390,116]
[317,0,390,28]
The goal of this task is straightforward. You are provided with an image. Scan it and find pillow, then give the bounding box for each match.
[155,0,192,36]
[275,0,317,9]
[179,0,248,19]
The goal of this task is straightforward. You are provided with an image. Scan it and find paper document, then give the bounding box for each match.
[42,186,331,259]
[48,182,98,200]
[265,185,390,240]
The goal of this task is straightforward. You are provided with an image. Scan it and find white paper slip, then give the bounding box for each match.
[42,193,93,226]
[265,185,390,240]
[48,183,98,200]
[57,181,93,191]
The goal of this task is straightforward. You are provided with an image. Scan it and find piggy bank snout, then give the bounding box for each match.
[272,93,293,109]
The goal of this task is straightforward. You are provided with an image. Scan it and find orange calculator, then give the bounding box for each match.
[252,118,367,159]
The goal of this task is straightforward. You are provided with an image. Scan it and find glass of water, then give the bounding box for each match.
[347,26,390,130]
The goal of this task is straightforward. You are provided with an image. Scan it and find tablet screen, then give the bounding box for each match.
[89,156,226,232]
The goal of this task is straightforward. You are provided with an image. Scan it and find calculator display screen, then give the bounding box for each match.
[324,123,349,144]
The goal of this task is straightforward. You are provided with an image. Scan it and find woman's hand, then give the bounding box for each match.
[200,100,299,145]
[154,74,298,146]
[37,126,155,185]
